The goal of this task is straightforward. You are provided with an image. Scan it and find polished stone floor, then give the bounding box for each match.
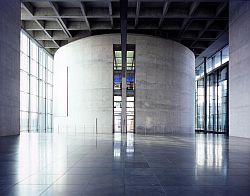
[0,132,250,196]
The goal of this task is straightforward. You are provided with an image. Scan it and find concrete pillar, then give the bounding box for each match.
[0,1,20,136]
[229,0,250,138]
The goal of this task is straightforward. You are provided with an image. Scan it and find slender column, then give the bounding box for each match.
[204,57,207,133]
[120,0,128,133]
[122,78,127,133]
[216,70,219,132]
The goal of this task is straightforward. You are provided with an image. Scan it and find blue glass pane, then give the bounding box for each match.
[114,74,122,83]
[127,75,134,82]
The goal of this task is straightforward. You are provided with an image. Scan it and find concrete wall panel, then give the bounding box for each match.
[132,35,195,134]
[0,1,20,136]
[54,34,118,133]
[229,1,250,138]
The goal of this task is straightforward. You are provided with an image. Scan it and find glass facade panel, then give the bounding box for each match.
[20,30,53,132]
[47,84,53,100]
[30,40,38,61]
[195,45,228,134]
[206,58,213,73]
[214,52,221,69]
[113,47,122,132]
[38,113,45,131]
[21,31,29,54]
[20,112,29,131]
[113,45,135,133]
[30,95,38,113]
[207,74,217,131]
[20,92,29,111]
[222,46,229,64]
[195,79,205,130]
[217,67,228,132]
[195,63,204,79]
[20,71,29,92]
[114,95,122,132]
[47,114,53,129]
[47,100,53,114]
[20,53,29,72]
[48,56,53,71]
[29,112,38,131]
[30,76,38,96]
[47,71,53,84]
[126,49,135,133]
[30,59,38,77]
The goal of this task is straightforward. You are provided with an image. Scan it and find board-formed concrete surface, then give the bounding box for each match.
[53,34,195,134]
[53,34,115,134]
[131,35,195,134]
[229,1,250,138]
[0,0,20,136]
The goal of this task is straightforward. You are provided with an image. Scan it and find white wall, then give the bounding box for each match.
[53,34,195,134]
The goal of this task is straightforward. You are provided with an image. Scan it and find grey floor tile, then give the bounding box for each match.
[125,161,150,168]
[125,175,160,186]
[0,133,250,196]
[2,185,50,196]
[82,184,124,196]
[18,174,62,185]
[55,174,91,185]
[40,185,87,196]
[125,185,166,196]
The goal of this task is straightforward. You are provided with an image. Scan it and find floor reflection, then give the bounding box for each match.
[1,132,250,195]
[113,133,135,159]
[195,134,229,176]
[126,133,134,155]
[113,133,122,159]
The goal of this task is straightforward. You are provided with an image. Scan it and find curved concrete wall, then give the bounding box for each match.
[54,35,115,133]
[131,35,195,134]
[53,34,195,134]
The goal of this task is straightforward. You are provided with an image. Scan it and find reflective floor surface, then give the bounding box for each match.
[0,132,250,196]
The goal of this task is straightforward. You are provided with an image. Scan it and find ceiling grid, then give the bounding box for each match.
[21,0,228,56]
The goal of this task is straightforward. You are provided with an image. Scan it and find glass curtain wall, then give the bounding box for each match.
[126,49,135,133]
[207,74,217,131]
[113,50,122,133]
[20,30,53,132]
[195,79,205,130]
[113,45,135,133]
[205,67,228,133]
[195,45,229,134]
[217,67,228,132]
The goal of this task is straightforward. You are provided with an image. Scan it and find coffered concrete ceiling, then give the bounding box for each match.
[21,0,228,56]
